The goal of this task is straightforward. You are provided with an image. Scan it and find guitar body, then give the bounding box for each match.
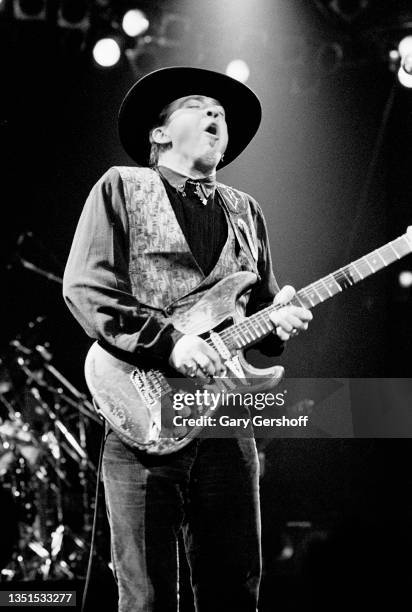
[85,271,284,455]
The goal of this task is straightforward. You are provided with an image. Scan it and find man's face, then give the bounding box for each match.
[158,95,229,170]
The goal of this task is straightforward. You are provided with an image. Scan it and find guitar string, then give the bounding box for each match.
[214,236,408,347]
[279,238,404,298]
[292,236,408,297]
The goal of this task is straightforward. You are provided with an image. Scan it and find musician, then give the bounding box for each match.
[63,67,312,612]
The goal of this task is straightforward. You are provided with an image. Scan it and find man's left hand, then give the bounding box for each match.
[269,285,313,342]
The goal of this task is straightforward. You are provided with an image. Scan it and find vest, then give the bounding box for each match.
[115,167,260,322]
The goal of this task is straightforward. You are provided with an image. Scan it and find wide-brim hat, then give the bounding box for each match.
[118,66,262,169]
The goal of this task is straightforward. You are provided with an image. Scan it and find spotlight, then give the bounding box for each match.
[387,49,400,74]
[397,36,412,87]
[403,55,412,74]
[14,0,46,20]
[58,0,89,30]
[399,271,412,288]
[389,49,400,62]
[398,36,412,59]
[92,37,122,68]
[226,59,250,83]
[122,9,149,38]
[398,62,412,88]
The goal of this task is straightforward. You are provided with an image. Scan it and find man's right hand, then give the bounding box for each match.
[169,334,226,380]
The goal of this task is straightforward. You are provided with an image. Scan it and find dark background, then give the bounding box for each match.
[1,1,412,609]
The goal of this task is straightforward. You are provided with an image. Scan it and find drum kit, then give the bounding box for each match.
[0,315,103,582]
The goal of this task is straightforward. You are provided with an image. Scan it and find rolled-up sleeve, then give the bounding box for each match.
[63,167,181,362]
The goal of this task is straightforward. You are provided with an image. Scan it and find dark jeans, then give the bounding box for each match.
[102,432,261,612]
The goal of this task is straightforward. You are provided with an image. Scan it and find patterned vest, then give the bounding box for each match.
[115,167,260,322]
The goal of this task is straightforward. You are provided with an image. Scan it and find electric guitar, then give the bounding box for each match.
[85,227,412,455]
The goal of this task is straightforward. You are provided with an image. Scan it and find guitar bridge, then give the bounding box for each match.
[131,368,170,406]
[131,370,157,406]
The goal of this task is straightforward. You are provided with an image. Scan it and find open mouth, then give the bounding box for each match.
[204,122,219,137]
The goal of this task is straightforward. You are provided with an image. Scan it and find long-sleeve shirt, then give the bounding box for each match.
[63,165,284,363]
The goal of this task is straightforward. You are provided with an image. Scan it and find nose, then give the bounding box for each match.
[205,106,222,120]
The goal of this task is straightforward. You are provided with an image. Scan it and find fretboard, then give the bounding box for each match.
[220,232,412,350]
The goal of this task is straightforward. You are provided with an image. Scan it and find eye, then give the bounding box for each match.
[185,101,202,108]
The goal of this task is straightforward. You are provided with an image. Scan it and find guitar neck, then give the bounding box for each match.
[224,232,412,350]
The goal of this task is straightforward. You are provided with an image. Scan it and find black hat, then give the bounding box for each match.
[118,66,262,169]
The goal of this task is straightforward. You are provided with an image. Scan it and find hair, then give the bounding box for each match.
[148,99,176,167]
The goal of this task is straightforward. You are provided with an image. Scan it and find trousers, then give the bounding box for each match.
[102,431,261,612]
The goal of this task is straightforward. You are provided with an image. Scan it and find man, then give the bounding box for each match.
[63,67,312,612]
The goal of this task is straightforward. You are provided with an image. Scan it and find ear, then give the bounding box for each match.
[151,126,171,145]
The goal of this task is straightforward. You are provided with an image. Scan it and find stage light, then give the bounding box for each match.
[14,0,46,20]
[225,60,250,83]
[399,271,412,288]
[389,49,400,62]
[398,36,412,59]
[387,49,400,74]
[396,36,412,86]
[398,67,412,88]
[92,38,121,68]
[403,55,412,74]
[397,59,412,88]
[122,9,149,38]
[58,0,89,30]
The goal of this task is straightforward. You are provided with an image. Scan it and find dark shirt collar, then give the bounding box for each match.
[157,165,216,201]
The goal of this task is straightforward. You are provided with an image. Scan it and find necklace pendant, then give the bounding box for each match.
[195,183,208,206]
